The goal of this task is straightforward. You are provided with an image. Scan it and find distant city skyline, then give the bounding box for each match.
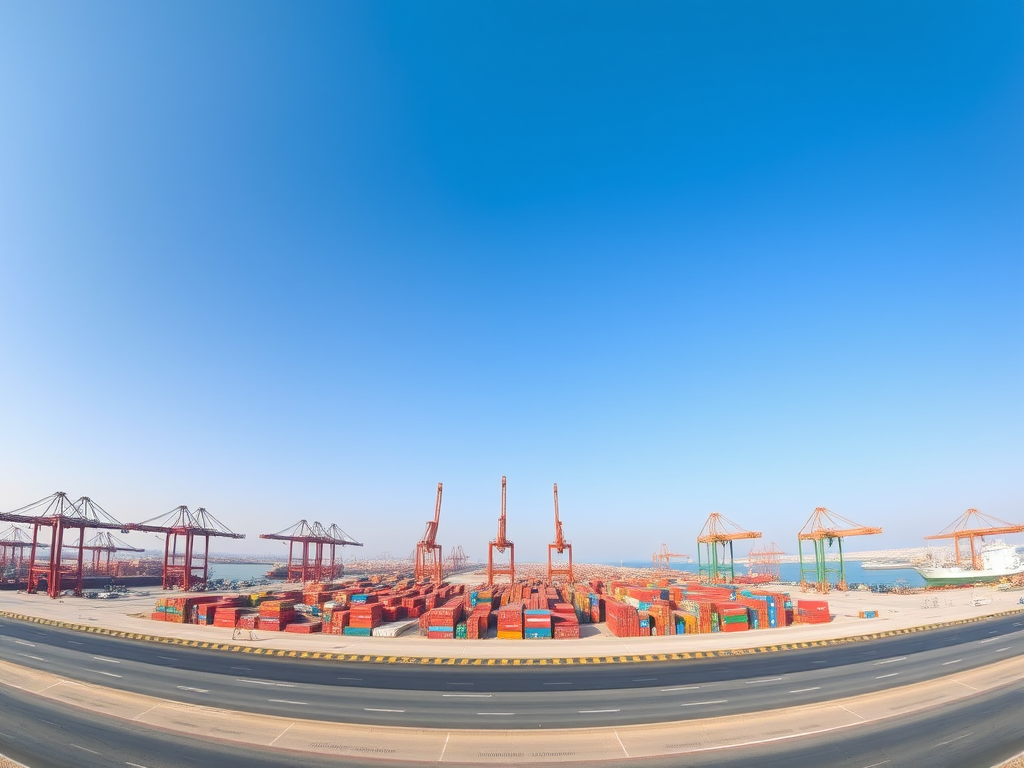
[2,3,1021,562]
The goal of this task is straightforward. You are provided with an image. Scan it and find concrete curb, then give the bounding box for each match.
[3,606,1022,665]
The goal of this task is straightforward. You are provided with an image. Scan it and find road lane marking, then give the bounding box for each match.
[13,640,35,647]
[861,761,890,767]
[268,699,307,705]
[789,687,821,693]
[68,640,83,645]
[935,732,973,748]
[681,700,727,706]
[176,686,209,693]
[875,673,898,679]
[978,638,998,644]
[88,669,122,678]
[126,763,151,768]
[92,656,121,663]
[269,721,296,747]
[811,660,827,664]
[942,659,962,666]
[476,712,514,716]
[17,653,46,662]
[439,732,451,761]
[632,677,657,682]
[745,677,782,684]
[579,709,620,713]
[230,666,251,671]
[157,656,177,661]
[239,679,275,685]
[442,694,492,698]
[661,686,700,692]
[337,677,363,682]
[365,707,405,713]
[995,647,1010,652]
[874,657,906,665]
[70,744,100,755]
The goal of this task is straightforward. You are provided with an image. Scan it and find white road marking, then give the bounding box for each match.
[230,666,251,671]
[476,712,514,716]
[70,744,100,755]
[365,707,405,713]
[176,686,209,693]
[681,699,727,706]
[874,657,905,665]
[14,640,35,647]
[126,763,151,768]
[92,656,121,663]
[632,677,657,682]
[439,732,451,761]
[995,647,1010,652]
[157,656,177,661]
[875,673,898,679]
[811,660,827,664]
[68,640,83,645]
[238,679,294,687]
[861,761,890,767]
[745,677,782,684]
[337,677,363,682]
[942,659,962,666]
[978,637,998,644]
[88,669,122,678]
[661,686,700,692]
[268,699,307,705]
[17,653,46,662]
[789,687,821,693]
[614,729,630,758]
[579,709,620,713]
[935,732,973,748]
[442,694,492,698]
[268,721,296,747]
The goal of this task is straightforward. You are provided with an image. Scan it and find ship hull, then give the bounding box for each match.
[914,566,1024,587]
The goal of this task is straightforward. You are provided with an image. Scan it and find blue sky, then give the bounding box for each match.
[1,2,1021,562]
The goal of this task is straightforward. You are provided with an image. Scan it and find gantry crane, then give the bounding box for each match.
[547,483,573,583]
[415,483,444,584]
[924,508,1024,570]
[487,476,514,586]
[798,507,882,592]
[446,545,470,574]
[697,512,762,583]
[652,543,691,577]
[745,541,785,582]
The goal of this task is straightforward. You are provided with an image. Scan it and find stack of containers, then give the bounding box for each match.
[466,603,491,639]
[258,600,296,631]
[795,599,831,624]
[212,606,250,628]
[715,602,750,632]
[497,602,524,639]
[603,598,640,637]
[646,601,675,636]
[327,608,350,634]
[426,597,464,639]
[346,602,384,635]
[237,613,259,630]
[402,595,427,618]
[523,608,552,639]
[285,617,323,633]
[551,602,579,639]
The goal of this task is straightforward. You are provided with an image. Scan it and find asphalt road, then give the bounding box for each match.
[0,673,1022,768]
[0,613,1021,729]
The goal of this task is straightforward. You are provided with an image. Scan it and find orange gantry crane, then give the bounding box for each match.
[651,543,691,576]
[446,545,470,574]
[744,541,785,582]
[697,512,761,583]
[924,508,1024,570]
[798,507,882,592]
[487,476,514,586]
[260,520,362,583]
[415,483,445,584]
[547,483,573,583]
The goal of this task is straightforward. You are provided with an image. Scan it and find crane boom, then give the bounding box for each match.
[487,475,515,585]
[553,483,565,551]
[495,475,508,548]
[421,482,443,546]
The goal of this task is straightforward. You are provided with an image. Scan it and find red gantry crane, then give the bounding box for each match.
[128,506,245,590]
[446,545,470,575]
[487,476,515,586]
[798,507,882,592]
[743,541,785,583]
[652,543,691,577]
[924,508,1024,570]
[0,492,129,598]
[415,483,444,584]
[0,525,45,580]
[69,531,145,577]
[260,520,362,583]
[697,512,762,584]
[547,483,573,583]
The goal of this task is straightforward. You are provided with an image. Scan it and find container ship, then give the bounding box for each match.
[913,541,1024,586]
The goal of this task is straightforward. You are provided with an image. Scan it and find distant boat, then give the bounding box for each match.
[913,541,1024,586]
[861,560,916,571]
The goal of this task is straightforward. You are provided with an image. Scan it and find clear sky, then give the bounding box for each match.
[1,2,1021,563]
